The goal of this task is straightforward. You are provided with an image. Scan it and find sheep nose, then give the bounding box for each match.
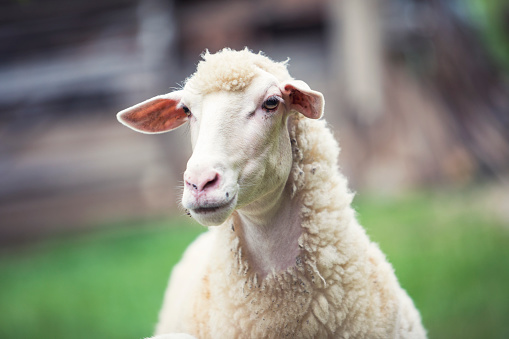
[184,169,220,193]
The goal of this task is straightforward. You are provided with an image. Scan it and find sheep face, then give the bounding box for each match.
[182,72,296,226]
[117,55,323,227]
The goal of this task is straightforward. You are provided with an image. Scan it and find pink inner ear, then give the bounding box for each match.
[284,85,321,119]
[121,98,187,133]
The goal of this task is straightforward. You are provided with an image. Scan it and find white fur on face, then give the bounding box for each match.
[181,73,293,226]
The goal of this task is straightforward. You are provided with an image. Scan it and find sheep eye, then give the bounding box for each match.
[263,97,280,111]
[182,105,191,117]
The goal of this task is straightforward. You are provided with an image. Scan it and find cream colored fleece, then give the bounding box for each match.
[155,49,426,338]
[156,115,426,338]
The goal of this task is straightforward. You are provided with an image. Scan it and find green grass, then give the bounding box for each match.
[0,192,508,338]
[0,217,205,339]
[355,192,509,339]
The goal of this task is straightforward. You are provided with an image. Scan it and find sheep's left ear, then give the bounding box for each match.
[282,80,324,119]
[117,91,187,134]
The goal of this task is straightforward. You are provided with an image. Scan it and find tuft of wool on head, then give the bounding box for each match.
[185,48,292,94]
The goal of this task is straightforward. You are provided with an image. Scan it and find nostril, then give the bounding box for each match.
[185,179,197,190]
[202,172,219,191]
[185,171,220,192]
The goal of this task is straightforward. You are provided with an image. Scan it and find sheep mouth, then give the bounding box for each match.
[194,205,224,214]
[192,196,236,215]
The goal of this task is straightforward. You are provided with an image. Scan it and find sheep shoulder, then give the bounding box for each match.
[155,230,216,335]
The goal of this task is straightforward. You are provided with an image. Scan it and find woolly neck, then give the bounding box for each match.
[201,114,366,338]
[220,114,354,286]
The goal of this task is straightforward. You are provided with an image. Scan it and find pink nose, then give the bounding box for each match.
[184,169,220,193]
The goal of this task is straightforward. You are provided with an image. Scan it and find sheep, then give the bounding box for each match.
[117,48,427,339]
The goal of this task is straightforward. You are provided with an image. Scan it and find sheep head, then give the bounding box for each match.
[117,49,324,226]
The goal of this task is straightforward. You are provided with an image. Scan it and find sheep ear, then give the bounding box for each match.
[282,80,324,119]
[116,91,187,134]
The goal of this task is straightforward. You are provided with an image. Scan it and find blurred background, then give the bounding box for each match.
[0,0,508,338]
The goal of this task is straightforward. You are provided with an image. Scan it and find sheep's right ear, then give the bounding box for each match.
[117,91,187,134]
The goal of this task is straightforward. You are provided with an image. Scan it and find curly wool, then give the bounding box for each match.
[156,116,426,338]
[185,48,291,94]
[155,49,426,338]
